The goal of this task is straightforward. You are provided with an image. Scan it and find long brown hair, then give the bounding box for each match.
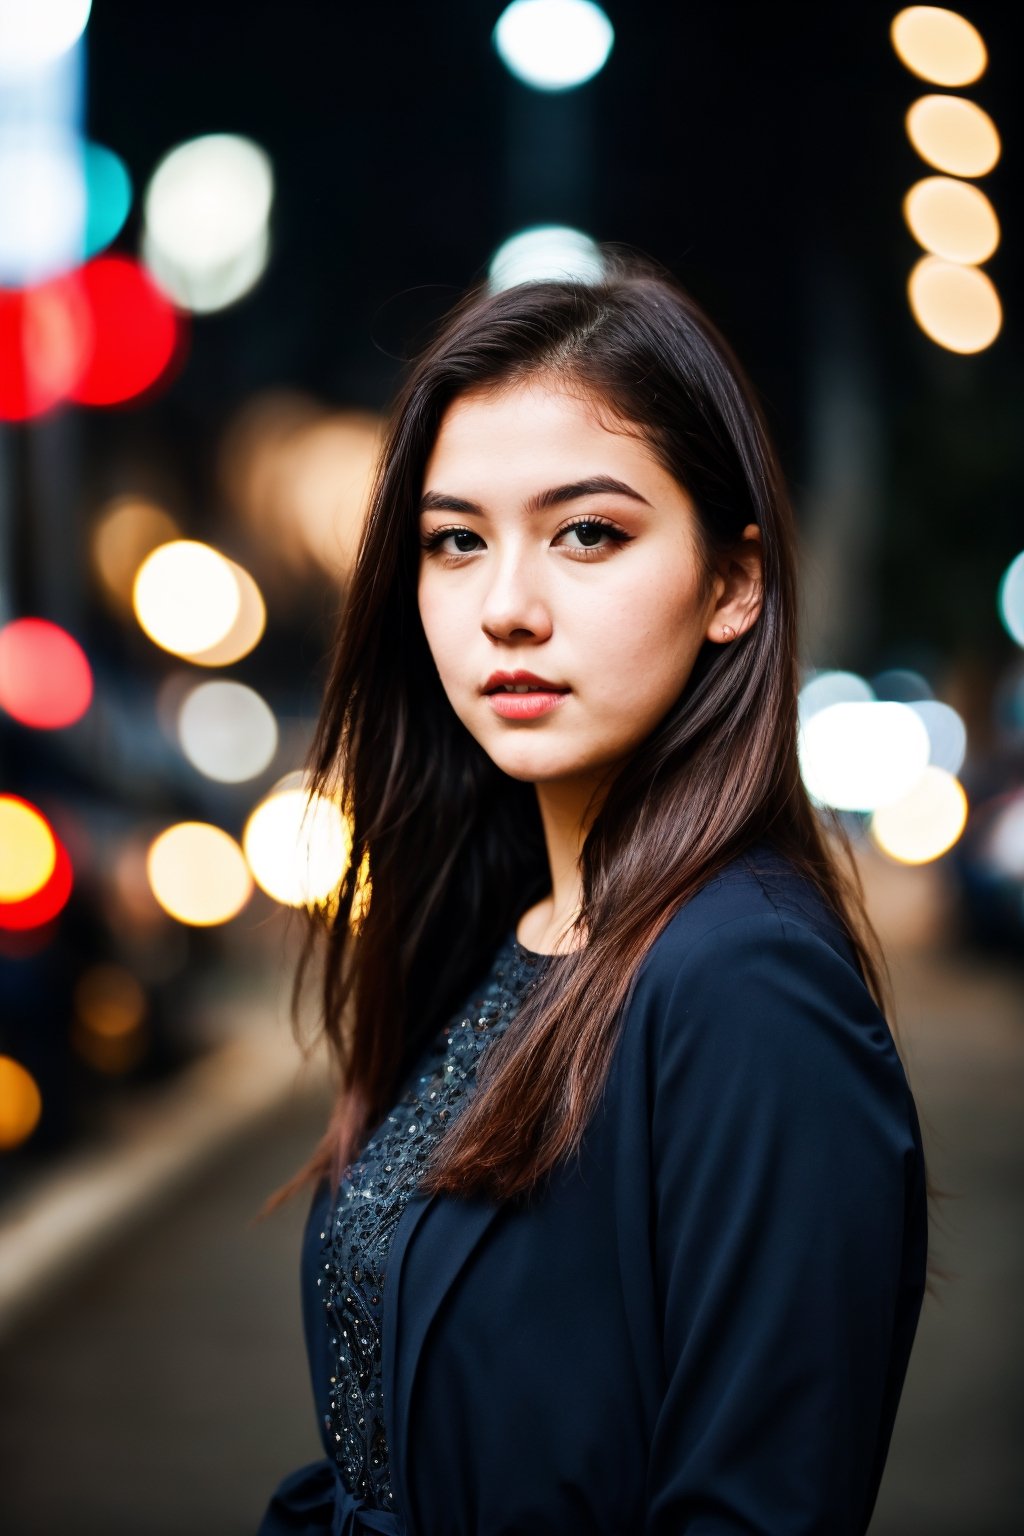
[262,249,943,1289]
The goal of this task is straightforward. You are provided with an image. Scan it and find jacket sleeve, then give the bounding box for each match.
[645,911,925,1535]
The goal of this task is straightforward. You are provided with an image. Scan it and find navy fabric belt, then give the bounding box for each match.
[256,1457,402,1536]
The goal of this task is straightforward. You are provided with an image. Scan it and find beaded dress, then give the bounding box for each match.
[314,927,555,1516]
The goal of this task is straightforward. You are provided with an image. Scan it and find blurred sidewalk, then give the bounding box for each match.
[0,853,1021,1534]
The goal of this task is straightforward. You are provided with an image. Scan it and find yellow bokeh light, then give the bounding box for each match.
[90,496,182,615]
[147,821,254,925]
[243,781,351,907]
[908,255,1002,353]
[133,539,241,658]
[903,176,999,265]
[905,95,1000,178]
[0,796,56,901]
[181,557,266,666]
[74,963,147,1037]
[890,7,987,86]
[0,1056,43,1150]
[870,765,968,864]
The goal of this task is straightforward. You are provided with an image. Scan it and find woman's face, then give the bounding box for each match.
[417,376,756,797]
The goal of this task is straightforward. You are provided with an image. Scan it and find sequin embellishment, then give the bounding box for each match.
[319,930,551,1511]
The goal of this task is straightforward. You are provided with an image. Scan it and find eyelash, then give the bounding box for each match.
[419,516,633,565]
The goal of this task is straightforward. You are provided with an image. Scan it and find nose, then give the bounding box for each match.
[480,545,553,644]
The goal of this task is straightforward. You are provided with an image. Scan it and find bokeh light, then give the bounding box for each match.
[0,795,56,901]
[177,680,278,783]
[493,0,613,91]
[0,1056,43,1151]
[90,495,182,614]
[798,669,874,726]
[0,0,91,72]
[982,792,1024,879]
[74,963,147,1036]
[243,776,351,907]
[69,255,182,406]
[908,255,1002,353]
[489,225,604,291]
[0,271,92,420]
[146,821,253,926]
[0,833,73,930]
[798,700,932,811]
[273,412,383,578]
[870,765,969,863]
[133,540,242,658]
[905,94,1000,178]
[903,176,999,265]
[997,551,1024,648]
[907,699,967,774]
[179,558,266,666]
[0,618,93,728]
[1000,552,1024,648]
[142,133,274,313]
[870,667,933,704]
[890,7,987,86]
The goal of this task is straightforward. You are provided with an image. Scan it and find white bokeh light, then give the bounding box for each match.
[142,134,273,313]
[489,225,603,291]
[133,541,242,658]
[798,700,932,812]
[243,775,351,907]
[907,699,967,775]
[998,551,1024,648]
[177,681,278,784]
[797,670,874,728]
[0,0,91,72]
[493,0,614,91]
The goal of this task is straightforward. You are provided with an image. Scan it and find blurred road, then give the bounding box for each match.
[0,933,1021,1535]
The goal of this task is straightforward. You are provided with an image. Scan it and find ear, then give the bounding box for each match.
[705,523,763,644]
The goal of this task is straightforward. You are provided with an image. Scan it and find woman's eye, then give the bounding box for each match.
[419,527,483,555]
[555,519,629,556]
[557,519,623,552]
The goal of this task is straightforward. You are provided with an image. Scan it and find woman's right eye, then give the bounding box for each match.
[420,526,481,556]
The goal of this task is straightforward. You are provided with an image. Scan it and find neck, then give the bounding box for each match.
[527,772,609,952]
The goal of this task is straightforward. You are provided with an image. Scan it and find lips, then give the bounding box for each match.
[483,669,569,694]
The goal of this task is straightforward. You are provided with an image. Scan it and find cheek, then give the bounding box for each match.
[418,574,469,682]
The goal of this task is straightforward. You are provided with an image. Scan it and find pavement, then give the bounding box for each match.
[0,858,1021,1535]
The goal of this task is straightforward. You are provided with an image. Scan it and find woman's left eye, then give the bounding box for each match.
[556,518,630,554]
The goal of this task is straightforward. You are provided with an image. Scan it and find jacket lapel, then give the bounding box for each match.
[381,1185,504,1534]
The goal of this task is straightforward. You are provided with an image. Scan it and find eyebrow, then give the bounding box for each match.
[419,474,652,517]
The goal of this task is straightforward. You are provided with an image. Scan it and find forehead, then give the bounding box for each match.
[422,378,667,496]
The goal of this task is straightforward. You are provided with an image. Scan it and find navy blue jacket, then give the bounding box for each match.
[258,846,928,1535]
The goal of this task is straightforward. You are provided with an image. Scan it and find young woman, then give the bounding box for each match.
[256,250,931,1535]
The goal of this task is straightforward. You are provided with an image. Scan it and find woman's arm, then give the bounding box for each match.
[647,911,926,1536]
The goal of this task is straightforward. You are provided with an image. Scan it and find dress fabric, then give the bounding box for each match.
[257,928,552,1533]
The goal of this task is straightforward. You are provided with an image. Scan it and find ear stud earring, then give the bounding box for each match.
[721,625,735,640]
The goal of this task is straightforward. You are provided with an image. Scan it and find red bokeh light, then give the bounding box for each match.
[0,618,93,728]
[0,275,93,421]
[69,255,184,406]
[0,834,74,931]
[0,255,186,418]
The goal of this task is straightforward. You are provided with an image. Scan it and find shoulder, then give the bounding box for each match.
[643,840,859,977]
[628,841,904,1094]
